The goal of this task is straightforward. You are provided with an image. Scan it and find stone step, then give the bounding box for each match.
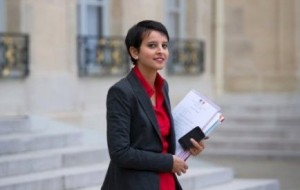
[0,163,108,190]
[0,146,109,177]
[212,125,300,139]
[200,179,280,190]
[75,169,280,190]
[216,93,300,107]
[217,93,300,122]
[204,136,300,158]
[203,148,300,159]
[0,164,235,190]
[76,187,100,190]
[75,167,234,190]
[0,115,32,134]
[220,100,300,109]
[178,167,234,189]
[0,130,82,155]
[224,117,300,127]
[222,108,300,120]
[198,179,280,190]
[206,137,300,152]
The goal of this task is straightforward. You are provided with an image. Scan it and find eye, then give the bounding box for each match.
[162,43,168,49]
[148,43,157,48]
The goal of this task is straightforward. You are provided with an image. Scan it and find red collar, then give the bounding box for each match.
[133,66,164,97]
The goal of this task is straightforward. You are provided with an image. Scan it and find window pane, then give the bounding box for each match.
[77,0,105,36]
[168,0,180,8]
[97,7,103,37]
[0,0,5,32]
[87,6,97,35]
[169,12,180,38]
[77,4,81,34]
[174,0,180,7]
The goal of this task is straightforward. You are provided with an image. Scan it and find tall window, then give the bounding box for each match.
[165,0,205,75]
[165,0,185,39]
[77,0,108,36]
[0,0,5,32]
[77,0,129,76]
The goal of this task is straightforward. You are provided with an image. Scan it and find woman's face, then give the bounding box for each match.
[135,30,169,73]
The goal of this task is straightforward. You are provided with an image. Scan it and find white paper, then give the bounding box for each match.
[202,112,222,134]
[172,90,222,155]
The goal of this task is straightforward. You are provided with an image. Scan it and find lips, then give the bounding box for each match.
[154,57,165,63]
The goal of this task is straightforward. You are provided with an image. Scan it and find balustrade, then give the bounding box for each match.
[0,33,29,78]
[77,36,205,77]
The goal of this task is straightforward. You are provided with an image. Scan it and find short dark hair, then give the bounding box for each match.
[125,20,169,64]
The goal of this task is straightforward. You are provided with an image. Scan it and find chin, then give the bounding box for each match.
[156,63,166,69]
[156,66,165,71]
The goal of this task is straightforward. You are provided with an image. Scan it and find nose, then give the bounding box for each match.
[156,45,164,53]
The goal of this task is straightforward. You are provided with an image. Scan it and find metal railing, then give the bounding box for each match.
[77,36,130,77]
[77,36,205,77]
[0,33,29,78]
[168,39,205,75]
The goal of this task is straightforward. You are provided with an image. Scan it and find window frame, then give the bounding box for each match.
[77,0,109,36]
[165,0,185,39]
[0,0,6,32]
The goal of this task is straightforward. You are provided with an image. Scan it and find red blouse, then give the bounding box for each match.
[133,67,176,190]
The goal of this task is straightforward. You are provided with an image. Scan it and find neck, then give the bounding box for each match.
[137,66,157,88]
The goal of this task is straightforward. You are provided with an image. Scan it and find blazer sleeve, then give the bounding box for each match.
[106,84,173,172]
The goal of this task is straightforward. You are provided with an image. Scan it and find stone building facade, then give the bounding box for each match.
[224,0,299,92]
[0,0,299,118]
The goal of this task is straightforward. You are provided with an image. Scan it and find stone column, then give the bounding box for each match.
[21,0,79,115]
[214,0,225,96]
[297,0,300,91]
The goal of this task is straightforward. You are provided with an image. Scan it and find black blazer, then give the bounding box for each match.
[101,70,182,190]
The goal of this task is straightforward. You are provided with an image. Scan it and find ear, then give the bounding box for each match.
[129,46,139,60]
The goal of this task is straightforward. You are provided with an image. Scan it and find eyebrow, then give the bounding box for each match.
[146,40,168,43]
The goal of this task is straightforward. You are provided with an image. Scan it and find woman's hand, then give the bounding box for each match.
[189,137,207,156]
[172,155,188,176]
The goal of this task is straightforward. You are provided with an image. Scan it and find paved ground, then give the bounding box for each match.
[198,155,300,190]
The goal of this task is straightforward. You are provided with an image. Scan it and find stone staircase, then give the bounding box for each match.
[204,93,300,158]
[0,115,280,190]
[0,115,107,190]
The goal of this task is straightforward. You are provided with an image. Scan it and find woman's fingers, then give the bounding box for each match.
[189,138,206,155]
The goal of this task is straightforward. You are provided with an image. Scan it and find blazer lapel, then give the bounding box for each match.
[162,83,176,153]
[127,71,163,142]
[162,85,172,119]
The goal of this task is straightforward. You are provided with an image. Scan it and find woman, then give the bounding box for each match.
[101,20,205,190]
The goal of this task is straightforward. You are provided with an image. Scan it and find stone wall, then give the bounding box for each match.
[0,0,79,116]
[224,0,299,93]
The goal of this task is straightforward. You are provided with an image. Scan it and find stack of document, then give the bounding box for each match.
[172,89,225,160]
